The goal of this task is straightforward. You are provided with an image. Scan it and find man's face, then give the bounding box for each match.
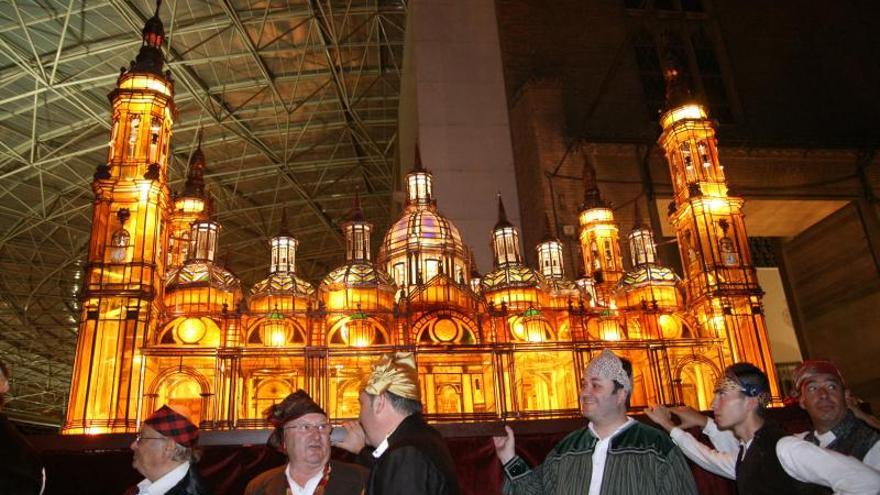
[580,374,625,422]
[283,412,330,471]
[358,390,383,446]
[130,425,173,481]
[799,374,847,432]
[711,387,752,430]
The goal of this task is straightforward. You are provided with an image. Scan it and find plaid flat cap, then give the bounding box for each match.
[144,405,199,447]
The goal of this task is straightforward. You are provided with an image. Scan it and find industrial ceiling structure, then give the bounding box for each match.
[0,0,406,425]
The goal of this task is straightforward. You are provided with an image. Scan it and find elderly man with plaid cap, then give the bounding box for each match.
[127,405,210,495]
[336,352,460,495]
[244,390,367,495]
[646,362,880,495]
[789,359,880,475]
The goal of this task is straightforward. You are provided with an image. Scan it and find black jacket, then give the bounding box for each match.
[359,413,460,495]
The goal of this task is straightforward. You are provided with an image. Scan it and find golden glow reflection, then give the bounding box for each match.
[177,317,206,344]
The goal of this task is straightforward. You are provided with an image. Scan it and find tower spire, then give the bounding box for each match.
[182,129,206,198]
[278,207,291,237]
[662,50,692,110]
[348,188,365,222]
[541,212,556,242]
[633,199,646,230]
[495,192,512,229]
[131,0,166,74]
[582,154,607,209]
[413,143,425,172]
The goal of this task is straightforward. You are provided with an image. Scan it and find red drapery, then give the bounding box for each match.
[35,407,812,494]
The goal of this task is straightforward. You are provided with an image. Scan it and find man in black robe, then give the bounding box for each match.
[336,352,460,495]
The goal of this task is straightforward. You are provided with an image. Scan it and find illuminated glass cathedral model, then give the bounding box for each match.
[64,6,777,434]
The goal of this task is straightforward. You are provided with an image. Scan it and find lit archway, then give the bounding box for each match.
[676,358,720,411]
[149,369,209,426]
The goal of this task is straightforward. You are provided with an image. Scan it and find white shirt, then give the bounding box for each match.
[284,463,324,495]
[372,436,391,458]
[136,461,189,495]
[794,429,880,470]
[587,417,636,495]
[669,419,880,495]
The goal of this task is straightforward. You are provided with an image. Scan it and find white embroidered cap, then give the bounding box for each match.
[585,349,632,392]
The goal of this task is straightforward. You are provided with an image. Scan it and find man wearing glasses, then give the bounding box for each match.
[128,405,210,495]
[245,390,367,495]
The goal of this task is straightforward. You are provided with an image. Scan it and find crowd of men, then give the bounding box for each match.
[0,351,879,495]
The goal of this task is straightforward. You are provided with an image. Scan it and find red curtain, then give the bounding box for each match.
[37,407,812,495]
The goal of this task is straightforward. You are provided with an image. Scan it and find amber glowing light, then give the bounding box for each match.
[64,11,781,432]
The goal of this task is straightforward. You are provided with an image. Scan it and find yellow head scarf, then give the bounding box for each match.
[362,352,420,401]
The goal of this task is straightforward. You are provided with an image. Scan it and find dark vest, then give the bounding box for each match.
[735,422,811,495]
[799,412,880,495]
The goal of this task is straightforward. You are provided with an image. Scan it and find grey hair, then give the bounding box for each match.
[170,442,199,463]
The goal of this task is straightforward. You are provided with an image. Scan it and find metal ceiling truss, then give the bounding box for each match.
[0,0,407,425]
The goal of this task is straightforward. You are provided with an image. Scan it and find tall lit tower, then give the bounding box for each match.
[64,1,175,433]
[658,55,778,395]
[577,156,624,306]
[168,131,210,271]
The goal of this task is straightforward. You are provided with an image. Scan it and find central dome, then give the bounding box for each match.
[377,155,472,291]
[380,208,467,261]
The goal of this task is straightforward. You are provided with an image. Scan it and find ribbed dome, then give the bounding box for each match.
[617,264,680,289]
[481,265,545,292]
[250,272,315,298]
[544,278,580,295]
[166,262,240,292]
[380,207,466,260]
[321,263,395,289]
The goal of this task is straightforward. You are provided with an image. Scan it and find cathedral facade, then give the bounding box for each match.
[63,7,776,434]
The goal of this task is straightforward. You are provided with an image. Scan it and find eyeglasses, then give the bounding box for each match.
[283,423,331,434]
[135,433,167,444]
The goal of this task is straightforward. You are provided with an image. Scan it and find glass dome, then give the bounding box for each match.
[165,261,241,314]
[166,262,240,292]
[618,264,680,288]
[251,273,315,297]
[322,263,395,288]
[378,156,471,292]
[481,265,545,291]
